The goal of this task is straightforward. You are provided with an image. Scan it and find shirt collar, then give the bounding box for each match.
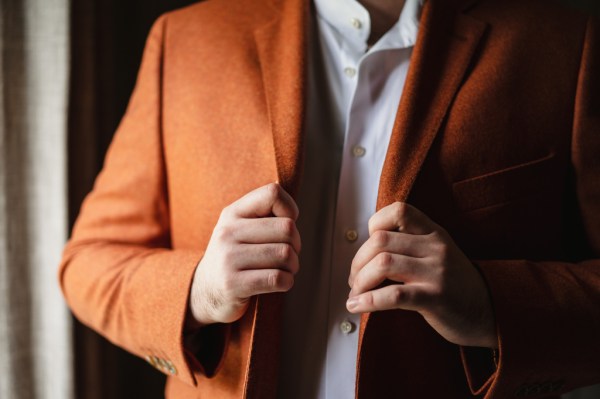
[314,0,424,52]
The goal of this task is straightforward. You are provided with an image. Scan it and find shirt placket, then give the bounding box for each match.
[324,33,373,399]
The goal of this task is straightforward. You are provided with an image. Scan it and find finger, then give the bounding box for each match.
[227,183,299,220]
[349,230,430,286]
[229,217,301,254]
[349,253,424,296]
[346,283,427,314]
[368,202,439,236]
[234,243,300,274]
[236,269,295,297]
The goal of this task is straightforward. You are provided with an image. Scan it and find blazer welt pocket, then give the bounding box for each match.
[452,153,557,212]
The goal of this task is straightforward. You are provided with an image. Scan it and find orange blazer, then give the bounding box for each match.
[59,0,600,397]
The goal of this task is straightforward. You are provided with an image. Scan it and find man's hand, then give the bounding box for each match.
[189,183,301,326]
[347,202,497,348]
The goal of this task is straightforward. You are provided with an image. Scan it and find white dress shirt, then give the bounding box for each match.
[277,1,423,398]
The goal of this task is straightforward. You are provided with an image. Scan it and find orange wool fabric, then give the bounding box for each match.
[59,0,600,398]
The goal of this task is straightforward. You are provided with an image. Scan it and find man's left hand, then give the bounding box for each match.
[347,202,498,349]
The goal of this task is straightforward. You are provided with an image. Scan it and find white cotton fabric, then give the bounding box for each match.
[278,1,422,398]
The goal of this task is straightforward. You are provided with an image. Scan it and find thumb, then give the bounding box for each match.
[229,183,299,220]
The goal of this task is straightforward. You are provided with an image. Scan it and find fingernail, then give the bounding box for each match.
[346,297,358,310]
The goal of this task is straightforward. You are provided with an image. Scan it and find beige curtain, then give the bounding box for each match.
[0,0,73,398]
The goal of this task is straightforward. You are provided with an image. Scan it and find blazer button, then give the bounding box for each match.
[165,360,177,375]
[145,355,158,368]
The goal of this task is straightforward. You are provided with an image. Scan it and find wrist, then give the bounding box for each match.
[188,259,216,328]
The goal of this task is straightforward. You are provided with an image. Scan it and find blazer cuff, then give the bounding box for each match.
[470,258,600,398]
[184,322,231,379]
[460,345,498,396]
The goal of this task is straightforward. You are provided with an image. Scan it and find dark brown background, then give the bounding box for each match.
[67,1,600,398]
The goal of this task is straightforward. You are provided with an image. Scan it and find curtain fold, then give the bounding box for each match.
[0,0,73,398]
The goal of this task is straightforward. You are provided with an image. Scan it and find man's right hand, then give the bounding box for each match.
[188,183,301,327]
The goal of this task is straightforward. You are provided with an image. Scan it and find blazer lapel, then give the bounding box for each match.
[254,0,309,197]
[358,0,487,394]
[245,1,309,398]
[376,0,487,209]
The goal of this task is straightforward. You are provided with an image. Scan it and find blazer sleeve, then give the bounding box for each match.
[58,14,225,387]
[462,16,600,399]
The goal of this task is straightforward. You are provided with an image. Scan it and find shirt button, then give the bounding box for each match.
[352,145,366,157]
[345,229,358,242]
[350,18,362,29]
[344,67,357,78]
[340,320,355,334]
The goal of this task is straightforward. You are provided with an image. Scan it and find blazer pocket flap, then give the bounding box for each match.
[452,153,557,212]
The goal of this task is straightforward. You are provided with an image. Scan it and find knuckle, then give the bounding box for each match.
[371,230,389,248]
[376,252,393,272]
[267,270,292,291]
[214,225,234,242]
[279,217,295,237]
[265,182,280,202]
[277,244,293,261]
